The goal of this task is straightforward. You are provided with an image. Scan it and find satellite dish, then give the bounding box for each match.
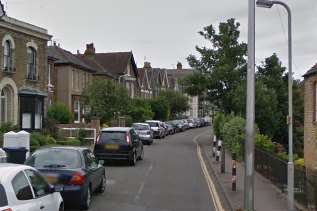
[0,1,6,18]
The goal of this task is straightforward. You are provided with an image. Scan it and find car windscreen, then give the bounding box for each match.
[26,149,82,169]
[100,131,127,144]
[0,184,8,207]
[132,124,149,130]
[147,122,159,127]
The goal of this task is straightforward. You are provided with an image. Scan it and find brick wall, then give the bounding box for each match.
[304,74,317,174]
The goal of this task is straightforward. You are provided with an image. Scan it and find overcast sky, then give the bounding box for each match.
[4,0,316,79]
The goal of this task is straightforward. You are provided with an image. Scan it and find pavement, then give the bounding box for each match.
[196,130,291,211]
[68,127,218,211]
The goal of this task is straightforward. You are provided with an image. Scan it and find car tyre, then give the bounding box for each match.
[59,203,64,211]
[96,175,106,193]
[81,186,91,210]
[138,149,144,160]
[129,152,136,166]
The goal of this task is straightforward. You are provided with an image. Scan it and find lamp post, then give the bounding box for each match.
[245,0,255,210]
[256,0,294,210]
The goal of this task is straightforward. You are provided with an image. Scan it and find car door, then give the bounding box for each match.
[131,130,141,157]
[24,169,60,211]
[84,150,100,192]
[10,171,40,211]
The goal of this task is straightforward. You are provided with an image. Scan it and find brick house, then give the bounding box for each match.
[78,43,140,98]
[303,64,317,174]
[0,14,51,130]
[47,44,97,123]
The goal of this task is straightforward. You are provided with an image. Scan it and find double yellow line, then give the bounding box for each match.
[194,134,225,211]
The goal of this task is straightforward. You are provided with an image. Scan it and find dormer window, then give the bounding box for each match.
[3,40,12,71]
[27,47,37,80]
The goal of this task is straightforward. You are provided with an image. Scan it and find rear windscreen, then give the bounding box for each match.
[147,122,158,127]
[100,131,127,144]
[25,149,82,169]
[133,124,149,130]
[0,184,8,207]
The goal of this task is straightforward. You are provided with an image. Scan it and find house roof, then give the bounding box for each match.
[47,46,97,73]
[303,63,317,78]
[86,52,138,78]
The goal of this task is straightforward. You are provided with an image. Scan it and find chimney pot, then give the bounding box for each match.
[177,62,182,70]
[144,61,151,69]
[84,43,95,55]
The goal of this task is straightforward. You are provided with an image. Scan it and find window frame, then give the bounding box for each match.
[3,40,12,71]
[26,47,37,81]
[11,171,35,201]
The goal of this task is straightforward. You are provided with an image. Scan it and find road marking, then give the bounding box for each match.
[194,132,225,211]
[134,164,153,202]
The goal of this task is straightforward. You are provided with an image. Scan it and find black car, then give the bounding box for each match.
[25,146,106,210]
[94,127,144,166]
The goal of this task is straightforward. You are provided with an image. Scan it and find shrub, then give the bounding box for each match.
[30,133,56,152]
[223,116,246,157]
[295,158,305,168]
[78,129,87,145]
[48,102,72,124]
[255,134,274,153]
[56,138,81,146]
[0,122,18,133]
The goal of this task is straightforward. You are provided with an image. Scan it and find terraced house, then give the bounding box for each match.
[0,13,51,130]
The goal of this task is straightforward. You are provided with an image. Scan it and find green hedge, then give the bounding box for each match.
[56,138,81,146]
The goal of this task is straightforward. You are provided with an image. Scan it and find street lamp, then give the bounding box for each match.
[257,0,294,210]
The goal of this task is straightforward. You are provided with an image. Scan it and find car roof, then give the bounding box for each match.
[35,146,89,152]
[101,127,131,132]
[0,164,33,182]
[132,123,150,126]
[146,120,161,123]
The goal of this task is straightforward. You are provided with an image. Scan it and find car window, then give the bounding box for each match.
[147,122,158,127]
[132,124,149,130]
[100,131,126,144]
[25,148,82,169]
[12,171,33,201]
[85,151,98,169]
[25,170,50,198]
[0,184,8,207]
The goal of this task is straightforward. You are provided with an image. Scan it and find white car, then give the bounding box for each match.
[0,164,64,211]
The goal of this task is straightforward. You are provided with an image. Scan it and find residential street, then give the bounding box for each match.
[69,127,216,211]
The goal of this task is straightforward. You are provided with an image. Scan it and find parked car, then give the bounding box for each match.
[132,123,153,145]
[146,120,164,138]
[161,122,169,137]
[165,123,175,135]
[94,127,144,166]
[182,119,190,130]
[25,146,105,210]
[187,119,195,129]
[171,120,184,132]
[0,163,64,211]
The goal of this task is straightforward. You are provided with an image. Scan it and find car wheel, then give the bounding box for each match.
[138,149,144,160]
[129,152,136,166]
[59,203,64,211]
[81,186,91,210]
[96,175,106,193]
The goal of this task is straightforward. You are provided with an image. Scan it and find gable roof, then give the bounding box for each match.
[47,46,96,73]
[303,63,317,78]
[83,52,138,79]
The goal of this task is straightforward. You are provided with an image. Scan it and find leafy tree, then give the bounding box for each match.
[128,98,154,122]
[159,90,189,118]
[149,98,170,121]
[186,18,247,113]
[83,80,129,123]
[47,102,72,124]
[179,72,208,96]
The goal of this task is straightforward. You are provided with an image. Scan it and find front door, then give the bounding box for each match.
[19,95,44,131]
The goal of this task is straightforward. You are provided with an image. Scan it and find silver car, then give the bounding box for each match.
[132,123,154,145]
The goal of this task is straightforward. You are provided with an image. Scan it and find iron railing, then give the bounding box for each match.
[254,147,317,209]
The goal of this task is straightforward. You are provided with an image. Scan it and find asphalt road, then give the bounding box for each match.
[68,127,215,211]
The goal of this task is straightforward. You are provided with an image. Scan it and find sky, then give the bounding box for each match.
[3,0,316,79]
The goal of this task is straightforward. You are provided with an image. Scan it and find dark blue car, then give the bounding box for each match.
[25,146,106,210]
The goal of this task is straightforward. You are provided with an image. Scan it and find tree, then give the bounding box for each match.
[149,98,170,121]
[159,90,189,118]
[186,18,247,113]
[179,72,208,96]
[47,102,72,124]
[83,80,129,123]
[128,98,154,123]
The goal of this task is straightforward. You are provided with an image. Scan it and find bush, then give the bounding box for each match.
[48,102,72,124]
[295,158,305,168]
[223,116,246,157]
[0,122,18,133]
[56,138,81,146]
[30,133,56,152]
[255,134,274,153]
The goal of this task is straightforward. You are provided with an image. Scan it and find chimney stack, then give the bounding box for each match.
[84,43,96,55]
[144,61,151,69]
[177,62,182,70]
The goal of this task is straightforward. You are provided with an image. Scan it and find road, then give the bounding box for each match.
[69,127,216,211]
